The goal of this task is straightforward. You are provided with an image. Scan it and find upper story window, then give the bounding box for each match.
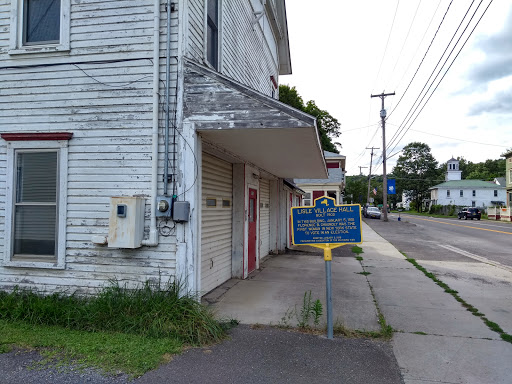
[472,190,476,197]
[206,0,219,70]
[460,190,463,197]
[9,0,70,54]
[24,0,60,44]
[494,190,498,197]
[447,190,450,197]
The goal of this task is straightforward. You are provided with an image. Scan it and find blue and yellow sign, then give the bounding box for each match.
[291,196,362,246]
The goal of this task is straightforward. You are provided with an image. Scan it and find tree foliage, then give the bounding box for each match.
[344,175,382,205]
[279,85,341,153]
[392,142,441,212]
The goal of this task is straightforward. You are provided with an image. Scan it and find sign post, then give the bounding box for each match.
[291,196,363,339]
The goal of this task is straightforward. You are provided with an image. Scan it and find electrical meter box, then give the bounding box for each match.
[108,197,145,248]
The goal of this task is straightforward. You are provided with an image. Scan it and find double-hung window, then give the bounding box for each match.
[206,0,220,70]
[10,0,70,53]
[3,137,69,269]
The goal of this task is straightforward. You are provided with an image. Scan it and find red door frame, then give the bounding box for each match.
[248,188,257,273]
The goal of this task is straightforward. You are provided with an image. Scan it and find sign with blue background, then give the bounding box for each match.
[291,197,362,245]
[388,179,396,195]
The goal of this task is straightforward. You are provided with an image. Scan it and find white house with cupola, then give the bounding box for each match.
[430,158,506,208]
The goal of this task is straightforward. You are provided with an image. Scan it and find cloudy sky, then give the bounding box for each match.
[283,0,512,176]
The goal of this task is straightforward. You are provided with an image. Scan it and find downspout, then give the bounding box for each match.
[142,0,162,246]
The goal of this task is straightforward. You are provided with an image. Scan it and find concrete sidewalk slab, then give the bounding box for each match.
[206,251,381,331]
[393,333,512,384]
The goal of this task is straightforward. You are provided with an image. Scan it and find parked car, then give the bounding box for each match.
[457,207,481,220]
[365,206,381,219]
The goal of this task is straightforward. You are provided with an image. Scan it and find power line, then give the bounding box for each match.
[371,0,401,93]
[386,0,454,125]
[409,128,509,148]
[387,1,493,159]
[387,0,479,152]
[385,0,423,91]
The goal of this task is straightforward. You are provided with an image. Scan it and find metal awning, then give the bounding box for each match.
[183,61,327,179]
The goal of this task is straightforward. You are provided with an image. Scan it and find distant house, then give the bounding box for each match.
[430,158,505,207]
[503,150,512,207]
[295,151,346,206]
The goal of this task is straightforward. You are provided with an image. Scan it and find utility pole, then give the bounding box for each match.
[358,166,368,176]
[366,147,379,205]
[371,91,395,222]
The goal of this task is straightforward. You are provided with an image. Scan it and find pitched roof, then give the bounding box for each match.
[430,180,505,189]
[494,177,506,186]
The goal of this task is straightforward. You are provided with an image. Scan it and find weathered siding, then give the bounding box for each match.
[185,0,280,96]
[187,0,205,62]
[0,0,182,293]
[222,0,280,95]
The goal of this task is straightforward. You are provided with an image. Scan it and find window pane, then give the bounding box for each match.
[16,152,57,203]
[207,0,218,24]
[25,0,61,43]
[207,23,218,69]
[14,205,56,256]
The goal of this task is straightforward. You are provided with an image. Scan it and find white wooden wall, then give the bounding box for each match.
[186,0,281,96]
[0,0,181,293]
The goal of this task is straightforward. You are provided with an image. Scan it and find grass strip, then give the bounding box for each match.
[0,279,231,375]
[0,320,181,377]
[404,256,512,344]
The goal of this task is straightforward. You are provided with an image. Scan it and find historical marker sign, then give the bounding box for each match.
[291,196,362,245]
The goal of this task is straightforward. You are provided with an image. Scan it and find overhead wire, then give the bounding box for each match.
[386,0,454,126]
[387,0,478,152]
[384,0,423,91]
[386,0,494,160]
[371,0,401,93]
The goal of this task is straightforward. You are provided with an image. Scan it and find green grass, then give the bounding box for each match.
[351,246,364,255]
[0,320,180,376]
[356,271,371,276]
[355,256,363,261]
[403,256,512,344]
[0,279,229,375]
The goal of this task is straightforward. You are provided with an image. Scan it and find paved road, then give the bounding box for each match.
[366,213,512,268]
[364,214,512,336]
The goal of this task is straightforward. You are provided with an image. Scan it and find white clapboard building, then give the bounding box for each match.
[0,0,327,296]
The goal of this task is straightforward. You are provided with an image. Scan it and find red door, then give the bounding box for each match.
[248,188,257,273]
[289,193,293,245]
[313,190,324,201]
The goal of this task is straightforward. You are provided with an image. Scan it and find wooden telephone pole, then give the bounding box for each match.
[366,147,379,206]
[371,92,395,222]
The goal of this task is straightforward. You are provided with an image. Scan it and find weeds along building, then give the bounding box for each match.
[0,1,327,296]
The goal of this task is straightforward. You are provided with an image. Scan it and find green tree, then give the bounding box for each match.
[345,175,382,205]
[392,142,441,212]
[279,85,341,153]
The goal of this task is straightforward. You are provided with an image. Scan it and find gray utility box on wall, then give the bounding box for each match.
[108,197,145,248]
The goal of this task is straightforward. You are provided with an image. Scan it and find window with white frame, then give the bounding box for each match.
[3,138,69,268]
[460,190,463,197]
[472,190,476,197]
[447,190,450,197]
[303,192,311,206]
[494,190,498,197]
[10,0,70,53]
[206,0,220,70]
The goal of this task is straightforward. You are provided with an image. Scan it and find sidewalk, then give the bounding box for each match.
[206,222,512,384]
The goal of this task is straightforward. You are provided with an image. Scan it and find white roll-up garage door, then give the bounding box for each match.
[259,179,270,258]
[201,152,233,295]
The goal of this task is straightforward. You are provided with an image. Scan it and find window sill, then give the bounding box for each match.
[3,260,65,270]
[9,45,70,56]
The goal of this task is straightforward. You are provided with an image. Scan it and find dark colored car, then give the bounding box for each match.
[457,207,481,220]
